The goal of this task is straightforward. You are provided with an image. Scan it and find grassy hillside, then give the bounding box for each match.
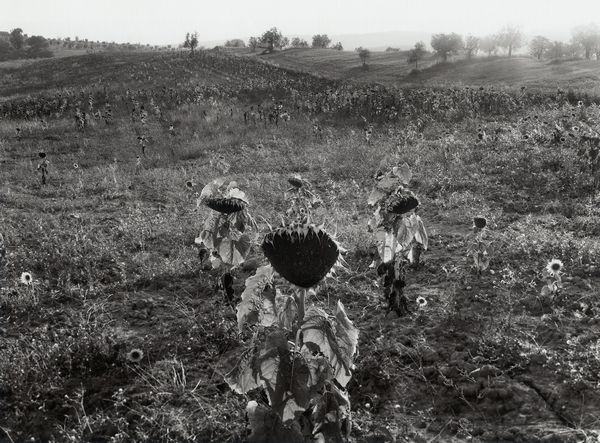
[251,48,600,92]
[406,56,600,90]
[1,51,600,442]
[257,47,436,83]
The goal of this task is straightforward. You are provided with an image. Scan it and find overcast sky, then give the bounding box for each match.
[2,0,599,46]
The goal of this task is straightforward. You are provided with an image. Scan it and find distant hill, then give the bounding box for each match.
[252,49,600,92]
[328,30,432,51]
[256,47,434,84]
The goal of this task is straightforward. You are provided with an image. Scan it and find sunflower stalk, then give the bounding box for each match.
[294,287,307,324]
[467,221,491,277]
[226,177,356,443]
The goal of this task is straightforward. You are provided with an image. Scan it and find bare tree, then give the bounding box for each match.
[497,26,523,57]
[572,23,600,59]
[248,36,259,52]
[407,41,427,68]
[355,47,371,67]
[529,35,551,60]
[183,31,199,55]
[480,35,499,57]
[547,40,564,60]
[464,35,479,60]
[564,42,582,58]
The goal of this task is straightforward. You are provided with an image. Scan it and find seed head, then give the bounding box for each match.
[126,349,144,363]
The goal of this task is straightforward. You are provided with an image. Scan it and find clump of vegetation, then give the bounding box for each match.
[2,40,600,443]
[225,177,358,442]
[195,178,255,300]
[368,163,428,315]
[466,216,491,275]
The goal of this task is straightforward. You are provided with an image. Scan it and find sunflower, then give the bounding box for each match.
[546,259,563,276]
[39,152,46,159]
[385,189,419,214]
[262,225,339,288]
[20,272,33,285]
[288,175,304,189]
[416,296,427,308]
[186,180,194,189]
[126,349,144,363]
[73,163,79,169]
[473,216,487,230]
[205,197,247,214]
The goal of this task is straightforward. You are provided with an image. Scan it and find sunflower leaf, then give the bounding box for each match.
[414,215,429,250]
[237,265,275,332]
[245,401,304,443]
[375,228,397,263]
[300,301,359,387]
[218,233,251,266]
[392,162,412,185]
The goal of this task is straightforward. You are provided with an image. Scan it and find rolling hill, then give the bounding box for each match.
[251,48,600,92]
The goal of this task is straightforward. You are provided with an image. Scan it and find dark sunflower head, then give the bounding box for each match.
[204,197,247,214]
[473,216,487,230]
[288,176,304,189]
[385,189,419,215]
[262,225,339,288]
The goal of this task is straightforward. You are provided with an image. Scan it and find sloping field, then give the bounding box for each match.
[0,51,599,443]
[256,48,600,92]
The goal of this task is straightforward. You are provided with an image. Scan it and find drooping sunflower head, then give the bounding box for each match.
[288,175,304,189]
[385,188,419,215]
[546,259,563,276]
[204,197,247,214]
[200,179,249,214]
[262,224,339,288]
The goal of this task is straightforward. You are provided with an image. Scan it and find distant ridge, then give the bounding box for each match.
[200,30,432,51]
[329,30,432,51]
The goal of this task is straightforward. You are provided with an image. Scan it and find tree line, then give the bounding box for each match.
[0,28,52,61]
[243,28,344,52]
[421,23,600,66]
[0,27,179,62]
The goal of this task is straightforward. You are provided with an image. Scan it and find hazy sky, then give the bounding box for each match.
[2,0,599,46]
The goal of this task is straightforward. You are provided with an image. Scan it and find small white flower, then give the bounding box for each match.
[546,259,563,276]
[20,272,33,285]
[416,296,427,308]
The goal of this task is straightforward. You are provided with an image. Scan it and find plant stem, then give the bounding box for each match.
[297,288,306,323]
